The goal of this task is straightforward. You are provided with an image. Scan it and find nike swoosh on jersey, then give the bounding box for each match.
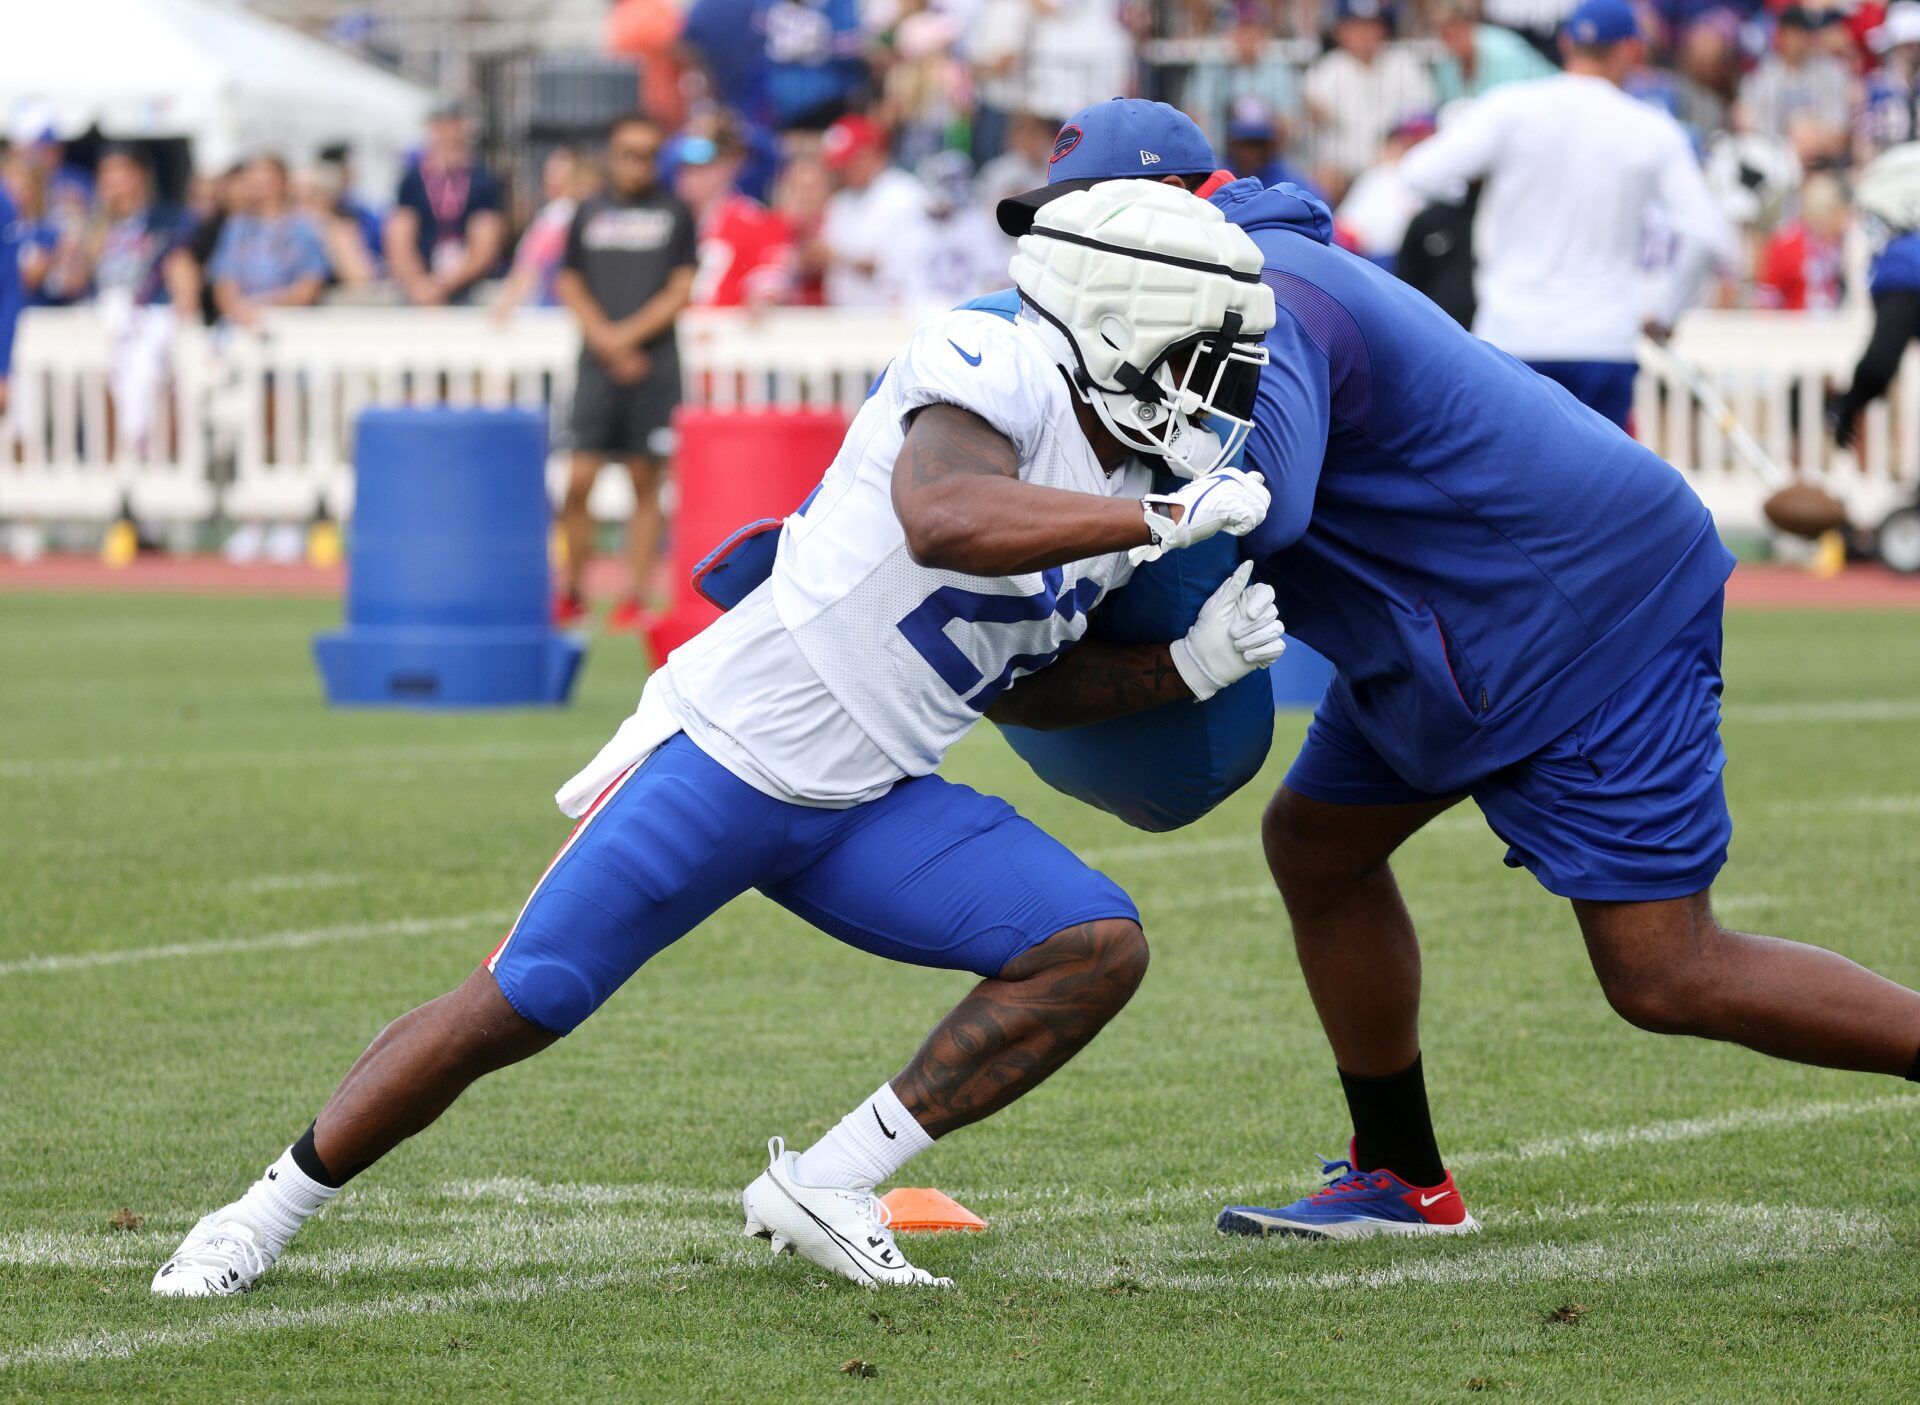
[947,339,983,366]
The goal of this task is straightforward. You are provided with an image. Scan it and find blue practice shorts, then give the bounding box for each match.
[1528,359,1637,430]
[1285,591,1731,903]
[486,734,1139,1034]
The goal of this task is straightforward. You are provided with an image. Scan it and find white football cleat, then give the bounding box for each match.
[151,1211,278,1297]
[741,1137,952,1288]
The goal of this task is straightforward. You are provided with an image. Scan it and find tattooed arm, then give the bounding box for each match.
[984,638,1194,730]
[891,403,1156,575]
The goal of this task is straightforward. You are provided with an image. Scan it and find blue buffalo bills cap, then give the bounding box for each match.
[1562,0,1640,45]
[995,98,1220,235]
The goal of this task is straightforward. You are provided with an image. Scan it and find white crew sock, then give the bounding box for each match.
[792,1082,935,1192]
[232,1147,340,1250]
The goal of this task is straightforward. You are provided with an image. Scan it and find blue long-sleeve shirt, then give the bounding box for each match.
[1215,178,1735,794]
[1868,230,1920,297]
[0,186,23,380]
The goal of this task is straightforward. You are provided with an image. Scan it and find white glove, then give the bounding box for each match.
[1169,561,1287,701]
[1131,467,1271,566]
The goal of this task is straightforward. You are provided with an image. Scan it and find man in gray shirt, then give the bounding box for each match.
[1738,7,1856,149]
[555,113,699,631]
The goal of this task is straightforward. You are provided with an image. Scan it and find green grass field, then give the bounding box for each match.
[3,592,1919,1403]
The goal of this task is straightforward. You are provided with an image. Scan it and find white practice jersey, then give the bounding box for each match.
[557,309,1150,815]
[1398,73,1736,362]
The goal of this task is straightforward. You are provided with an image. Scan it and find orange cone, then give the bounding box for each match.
[881,1187,988,1232]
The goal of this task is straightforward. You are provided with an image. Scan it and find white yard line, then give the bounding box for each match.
[1083,812,1494,872]
[1727,699,1920,725]
[444,1177,734,1211]
[0,910,510,978]
[0,739,583,782]
[977,1092,1920,1218]
[0,1265,673,1371]
[1710,891,1782,915]
[229,873,361,894]
[1025,1201,1887,1294]
[1452,1091,1920,1169]
[0,1199,1888,1367]
[1767,795,1920,817]
[1080,832,1261,867]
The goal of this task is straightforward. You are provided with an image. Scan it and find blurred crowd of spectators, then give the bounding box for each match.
[12,0,1920,327]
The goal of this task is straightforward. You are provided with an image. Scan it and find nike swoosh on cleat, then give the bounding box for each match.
[767,1172,887,1283]
[1419,1191,1452,1207]
[947,340,983,366]
[873,1106,897,1140]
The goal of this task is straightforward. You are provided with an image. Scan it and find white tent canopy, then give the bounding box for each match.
[0,0,433,199]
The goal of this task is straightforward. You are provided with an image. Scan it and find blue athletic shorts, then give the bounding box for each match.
[1284,590,1730,902]
[1527,359,1637,430]
[486,734,1139,1033]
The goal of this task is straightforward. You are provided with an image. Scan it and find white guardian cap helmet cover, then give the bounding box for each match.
[1010,179,1276,478]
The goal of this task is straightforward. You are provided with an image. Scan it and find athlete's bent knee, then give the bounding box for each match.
[429,966,558,1066]
[1593,955,1718,1037]
[1263,791,1375,911]
[1089,918,1150,1001]
[1004,918,1149,1009]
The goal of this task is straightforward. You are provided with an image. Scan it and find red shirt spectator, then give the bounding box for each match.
[1756,173,1849,310]
[672,133,795,307]
[698,192,794,307]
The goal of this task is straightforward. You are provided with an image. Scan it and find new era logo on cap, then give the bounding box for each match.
[1140,150,1161,164]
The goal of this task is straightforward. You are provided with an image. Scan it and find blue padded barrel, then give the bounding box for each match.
[314,408,584,707]
[1270,636,1337,708]
[996,526,1277,832]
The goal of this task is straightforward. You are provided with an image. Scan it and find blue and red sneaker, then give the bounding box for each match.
[1217,1142,1479,1241]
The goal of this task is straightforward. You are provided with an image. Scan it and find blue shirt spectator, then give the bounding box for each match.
[685,0,772,126]
[316,145,386,275]
[208,155,328,324]
[92,147,194,309]
[0,183,23,402]
[386,107,508,306]
[759,0,867,130]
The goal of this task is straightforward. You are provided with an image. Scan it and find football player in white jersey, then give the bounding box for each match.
[154,181,1282,1295]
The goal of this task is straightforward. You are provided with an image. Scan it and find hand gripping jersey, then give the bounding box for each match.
[556,308,1150,815]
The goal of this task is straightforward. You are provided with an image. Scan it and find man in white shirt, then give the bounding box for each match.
[1302,0,1435,202]
[818,114,934,307]
[150,182,1286,1298]
[1737,6,1856,150]
[1399,0,1736,427]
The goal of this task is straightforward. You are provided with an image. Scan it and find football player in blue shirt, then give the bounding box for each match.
[1002,97,1920,1240]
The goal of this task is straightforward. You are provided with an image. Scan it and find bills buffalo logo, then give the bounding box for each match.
[1050,125,1084,165]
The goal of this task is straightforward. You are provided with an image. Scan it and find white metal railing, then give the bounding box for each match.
[1634,311,1917,530]
[1,305,1914,531]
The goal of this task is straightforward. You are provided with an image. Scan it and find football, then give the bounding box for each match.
[1762,481,1851,539]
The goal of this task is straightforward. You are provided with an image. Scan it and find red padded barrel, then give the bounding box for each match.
[642,406,851,661]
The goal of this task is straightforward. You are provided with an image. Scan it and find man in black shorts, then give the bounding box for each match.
[555,113,699,629]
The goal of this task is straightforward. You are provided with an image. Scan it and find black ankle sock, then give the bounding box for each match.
[1339,1054,1446,1188]
[291,1122,348,1189]
[1906,1045,1920,1084]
